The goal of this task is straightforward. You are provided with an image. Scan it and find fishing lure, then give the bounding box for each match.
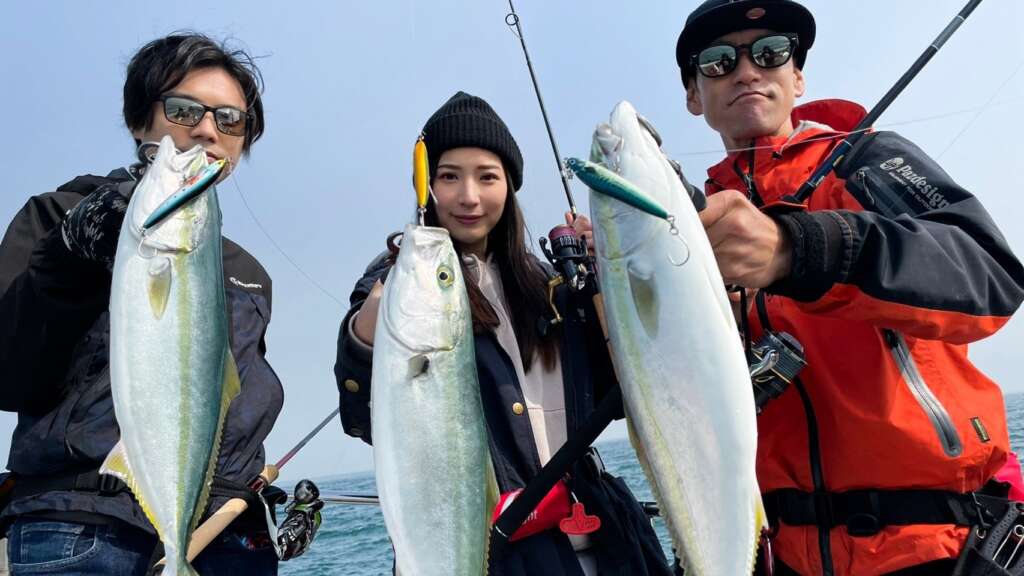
[564,157,676,227]
[141,158,227,231]
[413,134,429,225]
[565,156,689,266]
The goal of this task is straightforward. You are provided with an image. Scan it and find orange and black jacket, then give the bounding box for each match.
[704,99,1024,575]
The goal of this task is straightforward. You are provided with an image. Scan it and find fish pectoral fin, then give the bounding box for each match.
[627,265,659,338]
[407,354,430,379]
[146,257,172,319]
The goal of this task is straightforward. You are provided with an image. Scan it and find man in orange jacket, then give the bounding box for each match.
[676,1,1024,574]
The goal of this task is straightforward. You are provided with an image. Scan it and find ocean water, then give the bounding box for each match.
[282,392,1024,575]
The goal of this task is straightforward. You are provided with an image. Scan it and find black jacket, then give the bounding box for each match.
[0,168,284,535]
[334,251,672,576]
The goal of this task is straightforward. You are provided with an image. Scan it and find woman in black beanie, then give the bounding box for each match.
[334,91,673,576]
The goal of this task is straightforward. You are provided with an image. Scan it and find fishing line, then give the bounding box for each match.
[937,59,1024,160]
[666,94,1024,158]
[229,174,345,308]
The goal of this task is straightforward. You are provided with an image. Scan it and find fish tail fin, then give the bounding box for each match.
[101,440,165,542]
[188,348,242,535]
[159,559,200,576]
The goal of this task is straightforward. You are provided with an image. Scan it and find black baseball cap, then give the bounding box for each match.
[676,0,815,86]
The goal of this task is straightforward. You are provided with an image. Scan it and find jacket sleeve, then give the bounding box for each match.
[770,131,1024,343]
[333,250,392,445]
[0,191,112,413]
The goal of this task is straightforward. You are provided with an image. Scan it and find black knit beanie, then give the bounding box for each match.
[421,91,524,192]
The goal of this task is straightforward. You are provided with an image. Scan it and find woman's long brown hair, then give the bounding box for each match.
[403,167,559,373]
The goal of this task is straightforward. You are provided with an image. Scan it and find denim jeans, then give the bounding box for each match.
[5,518,277,575]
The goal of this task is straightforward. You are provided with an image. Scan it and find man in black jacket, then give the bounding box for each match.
[0,33,295,575]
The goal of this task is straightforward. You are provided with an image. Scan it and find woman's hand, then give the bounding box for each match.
[566,211,594,253]
[352,280,384,346]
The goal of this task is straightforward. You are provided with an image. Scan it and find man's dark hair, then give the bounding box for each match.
[123,32,265,154]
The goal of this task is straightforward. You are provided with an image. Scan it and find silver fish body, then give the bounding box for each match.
[104,135,239,576]
[371,224,494,575]
[588,101,764,575]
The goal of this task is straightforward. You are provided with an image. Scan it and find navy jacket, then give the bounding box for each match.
[335,251,673,576]
[0,168,284,535]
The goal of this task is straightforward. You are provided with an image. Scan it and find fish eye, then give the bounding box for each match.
[437,265,454,287]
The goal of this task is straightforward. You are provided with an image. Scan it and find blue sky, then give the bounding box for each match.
[1,1,1022,481]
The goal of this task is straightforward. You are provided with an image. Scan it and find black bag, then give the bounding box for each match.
[954,502,1024,575]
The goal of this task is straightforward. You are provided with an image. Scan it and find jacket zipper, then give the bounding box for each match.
[732,143,766,208]
[853,168,919,217]
[884,329,963,457]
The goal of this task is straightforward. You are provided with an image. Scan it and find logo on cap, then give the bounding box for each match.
[746,7,766,19]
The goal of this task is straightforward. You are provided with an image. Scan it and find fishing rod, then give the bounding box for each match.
[505,1,594,297]
[252,406,342,492]
[493,4,627,560]
[787,0,984,204]
[322,494,381,506]
[319,492,664,518]
[506,0,576,217]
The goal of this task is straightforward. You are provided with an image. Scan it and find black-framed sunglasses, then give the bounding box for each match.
[692,34,799,79]
[159,95,251,137]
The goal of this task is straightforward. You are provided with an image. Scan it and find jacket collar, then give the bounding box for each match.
[706,99,867,184]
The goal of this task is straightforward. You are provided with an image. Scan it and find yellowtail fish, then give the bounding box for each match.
[586,101,765,575]
[372,224,496,575]
[103,135,240,576]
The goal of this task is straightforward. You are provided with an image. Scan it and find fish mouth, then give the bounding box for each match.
[592,123,623,170]
[589,102,683,261]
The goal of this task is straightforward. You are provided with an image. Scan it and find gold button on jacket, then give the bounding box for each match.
[344,379,360,393]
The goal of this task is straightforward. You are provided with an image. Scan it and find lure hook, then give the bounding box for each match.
[666,216,690,267]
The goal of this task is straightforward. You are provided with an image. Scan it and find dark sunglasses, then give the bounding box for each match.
[692,34,799,79]
[159,95,251,137]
